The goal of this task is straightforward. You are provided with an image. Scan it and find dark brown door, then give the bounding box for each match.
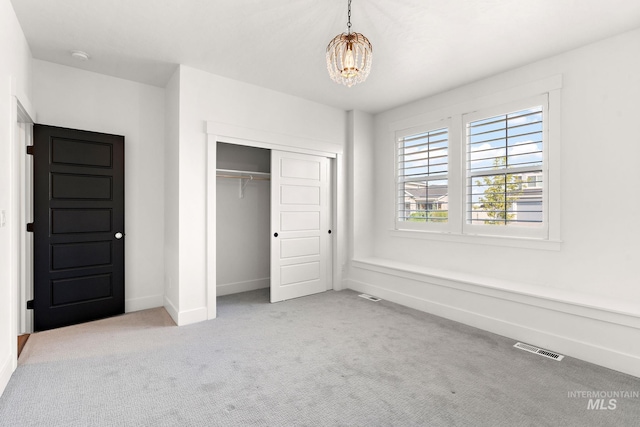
[32,125,124,331]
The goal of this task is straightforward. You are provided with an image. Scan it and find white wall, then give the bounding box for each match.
[216,143,271,296]
[168,65,347,324]
[348,28,640,377]
[32,60,166,313]
[347,110,375,262]
[163,68,180,319]
[0,0,33,397]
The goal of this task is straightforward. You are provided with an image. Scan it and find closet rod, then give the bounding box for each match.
[216,174,270,181]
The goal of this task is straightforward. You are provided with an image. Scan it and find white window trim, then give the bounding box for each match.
[463,94,548,239]
[390,76,562,249]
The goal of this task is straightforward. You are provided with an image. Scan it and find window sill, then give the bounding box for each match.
[390,229,562,251]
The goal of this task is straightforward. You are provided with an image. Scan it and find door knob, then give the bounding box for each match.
[274,232,278,237]
[115,232,123,239]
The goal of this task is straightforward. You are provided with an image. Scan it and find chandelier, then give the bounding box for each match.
[326,0,372,87]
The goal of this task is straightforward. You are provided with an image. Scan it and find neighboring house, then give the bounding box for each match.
[401,173,543,225]
[512,173,543,225]
[401,181,449,220]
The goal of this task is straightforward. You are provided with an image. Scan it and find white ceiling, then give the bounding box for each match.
[10,0,640,114]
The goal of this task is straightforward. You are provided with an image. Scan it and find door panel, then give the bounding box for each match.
[51,275,112,306]
[33,124,124,331]
[280,211,320,231]
[51,173,112,199]
[51,209,112,234]
[51,241,112,270]
[280,158,320,180]
[280,262,320,285]
[280,237,320,259]
[271,151,330,303]
[281,185,320,205]
[51,138,112,166]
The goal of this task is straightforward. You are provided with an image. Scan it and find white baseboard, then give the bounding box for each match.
[163,295,179,325]
[163,296,208,326]
[125,294,164,313]
[177,306,208,326]
[217,277,269,296]
[348,259,640,378]
[0,352,13,398]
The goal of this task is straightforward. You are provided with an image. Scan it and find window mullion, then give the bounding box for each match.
[448,115,463,233]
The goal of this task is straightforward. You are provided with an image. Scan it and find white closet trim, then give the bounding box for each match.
[206,121,342,158]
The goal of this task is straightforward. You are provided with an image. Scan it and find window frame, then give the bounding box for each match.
[463,94,549,239]
[395,118,452,232]
[391,76,562,247]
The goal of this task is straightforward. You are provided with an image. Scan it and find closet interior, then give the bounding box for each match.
[216,142,271,298]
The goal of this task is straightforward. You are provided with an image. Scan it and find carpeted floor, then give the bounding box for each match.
[0,289,638,426]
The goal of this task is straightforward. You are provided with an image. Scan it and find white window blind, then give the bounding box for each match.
[397,127,449,224]
[466,106,544,227]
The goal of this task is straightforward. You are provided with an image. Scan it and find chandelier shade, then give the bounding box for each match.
[326,32,372,87]
[326,0,372,87]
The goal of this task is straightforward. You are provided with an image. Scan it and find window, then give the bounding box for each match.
[396,122,449,229]
[394,89,556,242]
[463,96,547,238]
[466,105,544,227]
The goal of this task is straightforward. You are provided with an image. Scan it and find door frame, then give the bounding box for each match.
[15,102,34,336]
[205,121,346,319]
[10,84,36,371]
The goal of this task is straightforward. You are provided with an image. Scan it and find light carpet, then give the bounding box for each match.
[0,289,638,426]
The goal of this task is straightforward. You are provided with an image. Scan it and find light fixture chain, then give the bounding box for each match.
[347,0,352,33]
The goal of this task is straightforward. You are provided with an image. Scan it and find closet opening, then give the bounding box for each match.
[216,142,272,302]
[214,141,335,311]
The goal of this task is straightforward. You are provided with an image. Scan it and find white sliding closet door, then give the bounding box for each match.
[270,150,330,303]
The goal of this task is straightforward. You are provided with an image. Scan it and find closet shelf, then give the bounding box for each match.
[216,168,270,180]
[216,169,270,199]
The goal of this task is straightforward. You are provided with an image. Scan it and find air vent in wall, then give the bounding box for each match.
[358,294,381,302]
[514,342,564,361]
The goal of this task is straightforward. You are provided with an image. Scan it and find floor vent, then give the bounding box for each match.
[358,294,381,302]
[514,342,564,361]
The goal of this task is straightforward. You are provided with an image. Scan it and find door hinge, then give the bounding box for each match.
[26,222,34,232]
[26,145,34,155]
[26,300,34,310]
